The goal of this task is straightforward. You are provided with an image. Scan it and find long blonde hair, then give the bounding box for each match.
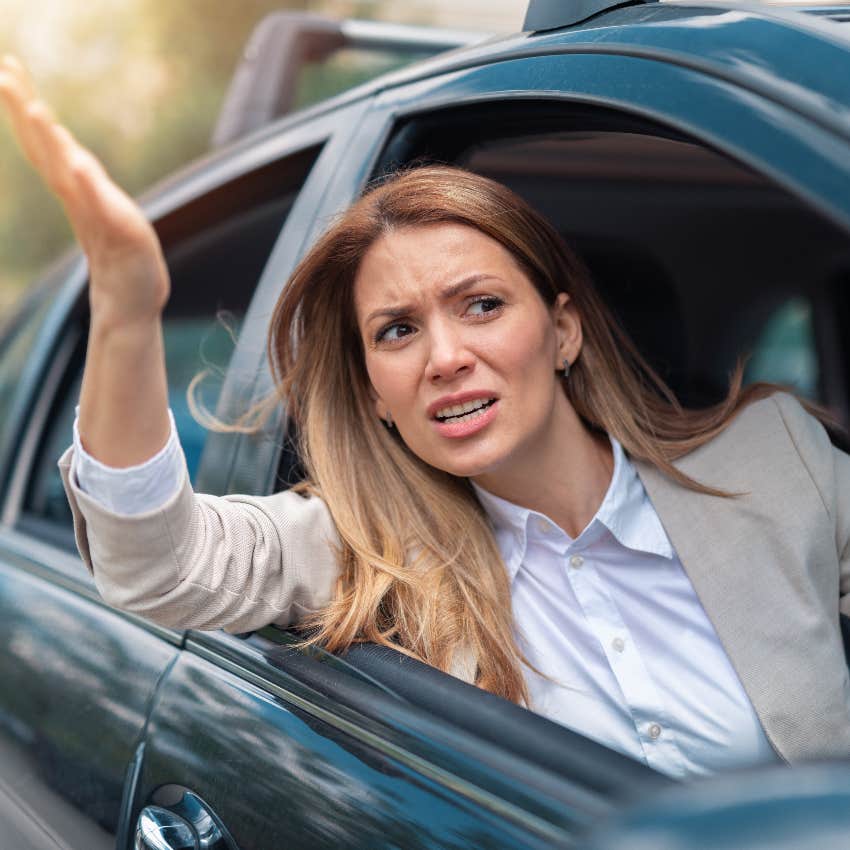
[251,165,819,704]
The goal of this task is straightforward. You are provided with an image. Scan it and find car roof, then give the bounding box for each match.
[137,0,850,211]
[313,0,850,107]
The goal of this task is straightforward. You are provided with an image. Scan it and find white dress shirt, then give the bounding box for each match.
[72,414,779,778]
[72,407,183,515]
[472,438,779,778]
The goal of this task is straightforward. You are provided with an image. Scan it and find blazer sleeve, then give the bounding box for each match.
[57,445,341,634]
[772,394,850,614]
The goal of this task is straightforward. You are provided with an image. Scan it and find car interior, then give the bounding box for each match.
[376,102,850,430]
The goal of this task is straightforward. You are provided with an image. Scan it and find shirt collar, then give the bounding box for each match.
[472,436,674,582]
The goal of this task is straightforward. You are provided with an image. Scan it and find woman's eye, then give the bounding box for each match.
[376,322,415,344]
[466,296,504,317]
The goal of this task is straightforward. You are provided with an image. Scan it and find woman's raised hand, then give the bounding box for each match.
[0,55,172,466]
[0,55,170,327]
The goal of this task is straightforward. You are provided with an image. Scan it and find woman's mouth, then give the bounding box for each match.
[434,397,497,423]
[432,397,499,439]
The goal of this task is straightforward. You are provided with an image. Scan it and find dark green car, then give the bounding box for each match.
[2,1,850,847]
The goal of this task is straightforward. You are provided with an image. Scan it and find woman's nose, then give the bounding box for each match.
[424,324,475,383]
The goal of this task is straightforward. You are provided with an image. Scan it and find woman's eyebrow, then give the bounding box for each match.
[365,303,415,325]
[441,273,501,299]
[365,274,501,325]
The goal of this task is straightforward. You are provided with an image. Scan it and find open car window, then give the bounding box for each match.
[16,144,323,548]
[377,111,850,417]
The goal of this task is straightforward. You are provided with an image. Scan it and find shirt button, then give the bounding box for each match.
[648,723,662,740]
[569,555,584,569]
[612,637,625,653]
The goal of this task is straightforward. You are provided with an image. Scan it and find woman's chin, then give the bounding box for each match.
[426,447,507,481]
[402,426,516,480]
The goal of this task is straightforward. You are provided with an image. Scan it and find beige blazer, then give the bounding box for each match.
[59,392,850,765]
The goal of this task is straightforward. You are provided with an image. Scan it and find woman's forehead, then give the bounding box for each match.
[353,223,522,311]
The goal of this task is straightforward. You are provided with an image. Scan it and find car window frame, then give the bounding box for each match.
[197,97,380,496]
[369,50,850,231]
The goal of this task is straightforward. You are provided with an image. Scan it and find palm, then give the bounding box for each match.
[0,55,169,324]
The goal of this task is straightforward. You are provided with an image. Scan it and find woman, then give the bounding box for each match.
[2,56,849,779]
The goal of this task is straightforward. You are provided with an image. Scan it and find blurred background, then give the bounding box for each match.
[0,0,526,310]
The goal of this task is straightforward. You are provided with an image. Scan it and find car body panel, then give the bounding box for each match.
[0,547,178,847]
[221,3,850,146]
[139,650,572,848]
[581,761,850,849]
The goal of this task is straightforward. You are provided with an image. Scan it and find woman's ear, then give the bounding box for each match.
[551,292,582,368]
[369,385,390,424]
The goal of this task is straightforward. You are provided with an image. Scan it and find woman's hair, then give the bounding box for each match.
[217,165,821,704]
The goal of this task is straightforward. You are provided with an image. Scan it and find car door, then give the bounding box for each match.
[0,99,354,848]
[135,626,663,850]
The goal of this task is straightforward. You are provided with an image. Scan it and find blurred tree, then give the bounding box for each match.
[0,0,309,304]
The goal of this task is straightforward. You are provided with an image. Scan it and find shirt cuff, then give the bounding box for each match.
[71,407,185,516]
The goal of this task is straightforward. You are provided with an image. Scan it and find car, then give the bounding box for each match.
[1,0,850,847]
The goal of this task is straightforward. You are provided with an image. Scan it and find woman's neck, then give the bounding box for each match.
[472,398,613,539]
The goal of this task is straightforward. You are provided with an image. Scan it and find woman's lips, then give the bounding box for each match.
[432,399,499,439]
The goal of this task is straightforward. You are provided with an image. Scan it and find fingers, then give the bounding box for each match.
[0,56,93,194]
[0,56,110,213]
[1,55,37,100]
[0,58,52,173]
[0,55,162,272]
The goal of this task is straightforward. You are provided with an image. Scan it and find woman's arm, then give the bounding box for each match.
[0,55,171,466]
[0,58,339,631]
[2,57,340,631]
[58,446,339,634]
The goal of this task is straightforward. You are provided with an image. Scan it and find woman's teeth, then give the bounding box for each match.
[436,398,495,422]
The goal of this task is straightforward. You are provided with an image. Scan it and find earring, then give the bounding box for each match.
[562,358,571,379]
[385,411,394,429]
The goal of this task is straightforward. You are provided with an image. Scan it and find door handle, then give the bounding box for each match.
[135,788,238,850]
[135,806,198,850]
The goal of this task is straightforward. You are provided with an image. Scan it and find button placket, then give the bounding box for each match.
[563,556,683,773]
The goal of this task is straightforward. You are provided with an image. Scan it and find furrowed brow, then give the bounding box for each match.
[440,274,499,299]
[364,274,501,325]
[365,303,416,325]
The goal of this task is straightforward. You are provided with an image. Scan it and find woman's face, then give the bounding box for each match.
[353,223,581,480]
